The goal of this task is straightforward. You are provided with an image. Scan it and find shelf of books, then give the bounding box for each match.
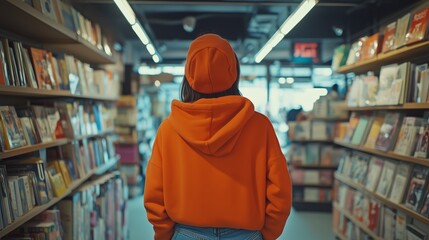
[0,0,114,64]
[0,0,126,237]
[332,4,429,239]
[287,97,349,212]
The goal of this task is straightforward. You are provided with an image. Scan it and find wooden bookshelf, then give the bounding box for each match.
[94,156,120,175]
[311,117,349,121]
[336,40,429,74]
[75,130,116,141]
[334,141,429,167]
[333,202,383,240]
[335,174,429,225]
[0,86,118,101]
[293,183,333,188]
[0,139,70,160]
[345,103,429,111]
[291,139,333,143]
[0,0,114,64]
[0,159,118,237]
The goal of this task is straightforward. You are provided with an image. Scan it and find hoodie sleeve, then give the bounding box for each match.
[144,130,175,240]
[261,122,292,240]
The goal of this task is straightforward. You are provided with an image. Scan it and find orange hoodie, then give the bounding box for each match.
[144,96,292,240]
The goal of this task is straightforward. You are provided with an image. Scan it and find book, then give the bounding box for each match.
[32,0,60,22]
[1,39,16,86]
[46,165,67,197]
[331,44,349,71]
[376,64,399,105]
[360,33,380,60]
[305,144,319,165]
[0,165,13,225]
[394,117,424,156]
[31,105,54,143]
[394,13,411,49]
[419,69,429,103]
[389,163,412,204]
[397,62,412,104]
[12,42,27,87]
[364,114,385,148]
[381,21,397,53]
[303,188,319,202]
[21,47,38,88]
[414,123,429,158]
[374,112,402,151]
[351,115,372,145]
[343,113,360,143]
[405,7,429,45]
[0,41,10,85]
[383,208,396,240]
[405,166,429,211]
[30,48,55,90]
[413,64,428,103]
[395,212,408,240]
[365,157,384,192]
[375,160,397,197]
[367,199,381,233]
[16,108,40,145]
[0,106,27,149]
[406,224,427,240]
[420,186,429,217]
[304,170,319,184]
[320,145,333,165]
[290,144,306,165]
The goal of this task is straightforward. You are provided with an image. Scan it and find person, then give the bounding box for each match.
[144,34,292,240]
[328,83,339,100]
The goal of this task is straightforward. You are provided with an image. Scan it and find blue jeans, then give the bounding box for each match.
[172,224,263,240]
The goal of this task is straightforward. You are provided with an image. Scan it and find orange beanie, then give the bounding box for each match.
[185,34,238,94]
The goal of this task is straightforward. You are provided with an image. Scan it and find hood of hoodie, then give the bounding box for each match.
[168,96,255,156]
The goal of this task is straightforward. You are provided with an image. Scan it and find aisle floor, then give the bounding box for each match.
[128,196,334,240]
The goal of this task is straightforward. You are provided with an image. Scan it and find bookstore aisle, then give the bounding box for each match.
[127,196,335,240]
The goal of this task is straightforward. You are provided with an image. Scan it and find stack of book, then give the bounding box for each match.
[335,153,429,239]
[333,6,429,69]
[20,0,112,56]
[347,62,429,107]
[339,112,429,158]
[0,38,118,98]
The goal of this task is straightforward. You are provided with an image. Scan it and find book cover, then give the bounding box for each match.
[303,170,319,184]
[53,53,69,90]
[394,117,424,156]
[374,112,402,151]
[365,157,384,191]
[0,40,11,85]
[350,115,371,145]
[8,177,23,217]
[395,212,408,240]
[46,165,67,197]
[29,48,55,90]
[405,7,429,45]
[364,114,385,149]
[305,144,320,165]
[9,47,20,86]
[382,21,397,53]
[12,42,27,87]
[21,47,38,88]
[7,180,19,219]
[413,64,428,103]
[0,106,26,149]
[32,0,60,22]
[60,2,76,32]
[58,160,72,186]
[405,165,429,211]
[361,33,380,60]
[420,186,429,217]
[320,145,333,166]
[343,113,360,143]
[290,144,306,165]
[319,170,333,185]
[376,64,399,105]
[383,208,396,240]
[31,105,54,143]
[389,163,412,204]
[352,191,364,221]
[16,108,39,145]
[367,199,381,233]
[0,165,13,224]
[394,13,411,49]
[1,39,16,86]
[331,44,349,71]
[396,62,411,104]
[375,160,397,197]
[419,69,429,103]
[414,123,429,158]
[303,188,319,202]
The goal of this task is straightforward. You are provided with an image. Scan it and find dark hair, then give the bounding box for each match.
[180,57,241,102]
[332,83,339,92]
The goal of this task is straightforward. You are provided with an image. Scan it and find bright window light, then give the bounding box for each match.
[138,66,161,75]
[113,0,136,25]
[152,54,160,63]
[146,43,156,55]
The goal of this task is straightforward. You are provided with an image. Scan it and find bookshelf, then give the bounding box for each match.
[333,203,383,240]
[0,139,70,160]
[345,103,429,111]
[0,156,118,238]
[289,164,338,169]
[334,229,348,240]
[0,0,123,236]
[292,202,332,212]
[0,86,118,101]
[334,141,429,167]
[0,0,114,64]
[335,174,429,225]
[336,40,429,74]
[293,183,333,188]
[291,139,334,143]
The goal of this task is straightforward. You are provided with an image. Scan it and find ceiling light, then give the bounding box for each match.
[113,0,136,25]
[152,54,160,63]
[131,23,149,45]
[286,77,295,84]
[154,80,161,87]
[255,0,318,63]
[278,77,286,84]
[146,43,156,55]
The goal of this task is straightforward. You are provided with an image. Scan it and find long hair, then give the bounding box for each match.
[180,57,241,102]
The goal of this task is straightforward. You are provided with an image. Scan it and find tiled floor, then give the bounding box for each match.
[128,196,334,240]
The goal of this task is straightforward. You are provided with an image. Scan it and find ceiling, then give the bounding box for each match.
[72,0,422,65]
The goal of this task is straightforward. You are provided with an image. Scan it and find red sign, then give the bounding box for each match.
[293,42,319,64]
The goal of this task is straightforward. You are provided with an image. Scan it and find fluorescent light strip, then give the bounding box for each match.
[131,23,149,45]
[254,0,318,63]
[146,43,155,55]
[152,54,160,63]
[113,0,136,25]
